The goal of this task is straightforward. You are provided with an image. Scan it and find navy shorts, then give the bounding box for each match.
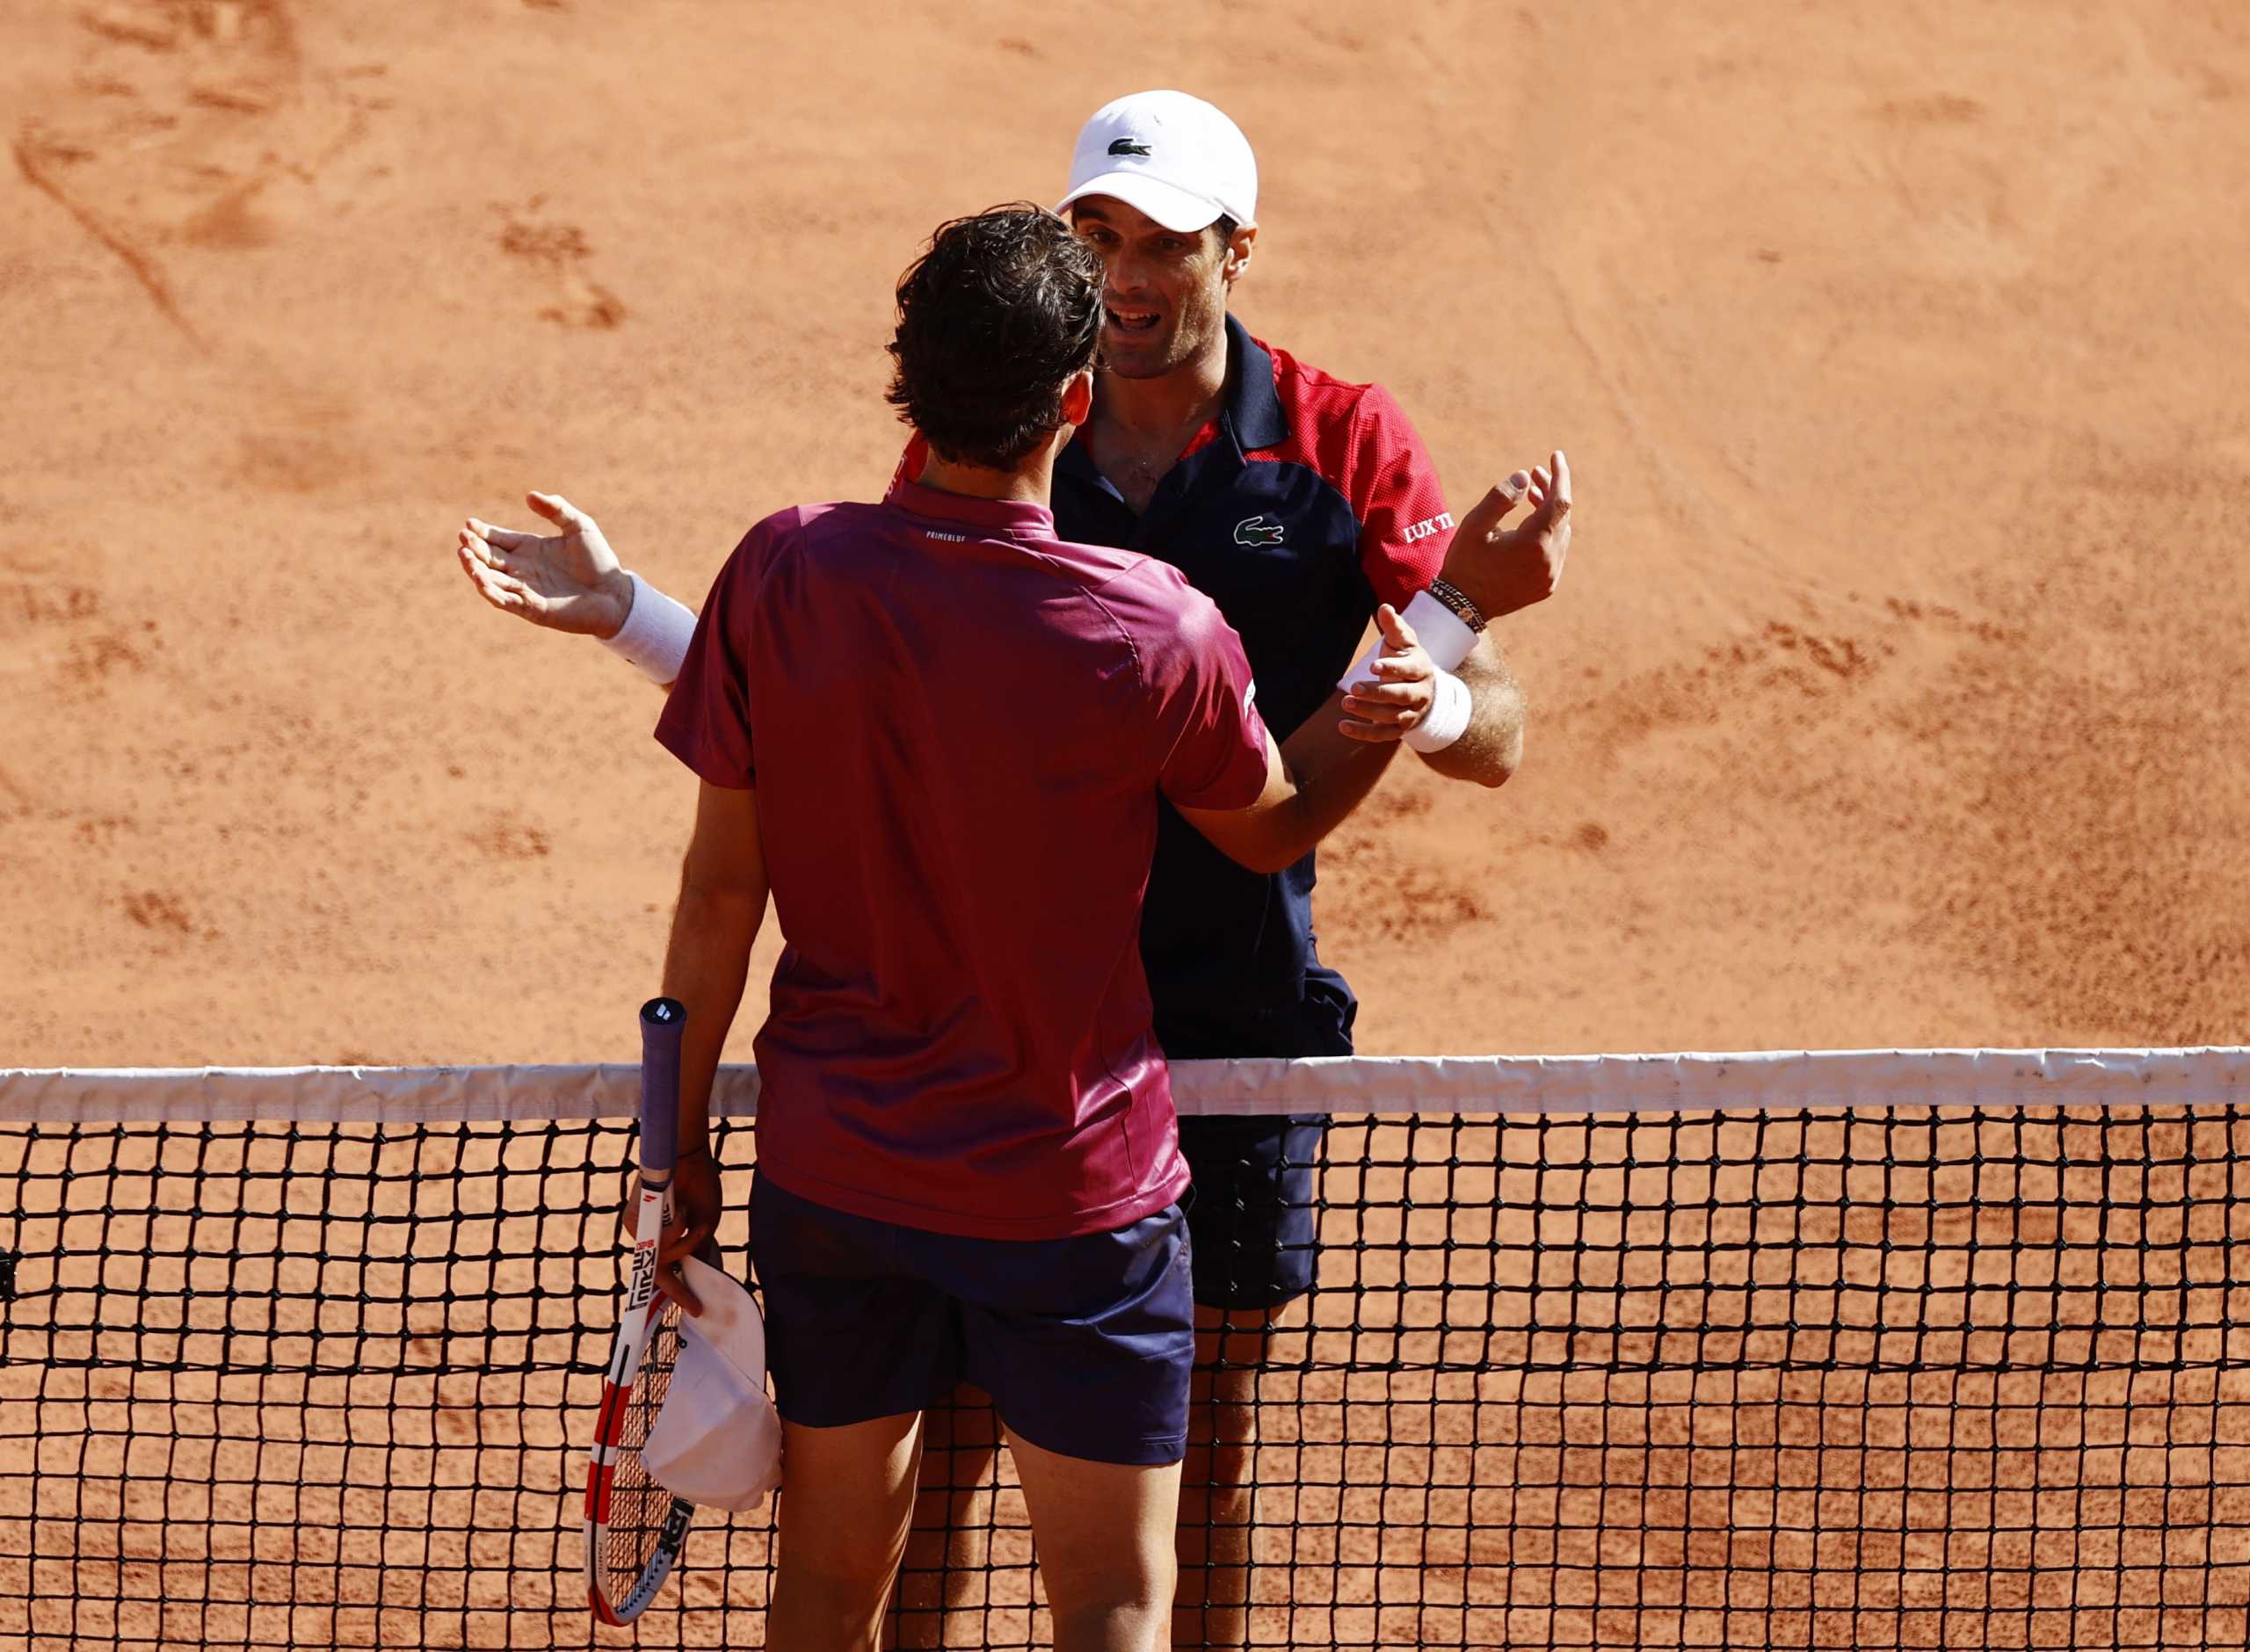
[748,1175,1196,1467]
[1160,966,1357,1311]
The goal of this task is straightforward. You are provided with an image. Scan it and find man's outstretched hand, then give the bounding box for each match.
[456,492,635,639]
[1442,451,1573,621]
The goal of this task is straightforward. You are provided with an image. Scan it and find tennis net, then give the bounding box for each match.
[4,1050,2246,1650]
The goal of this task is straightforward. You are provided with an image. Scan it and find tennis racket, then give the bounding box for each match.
[584,996,696,1624]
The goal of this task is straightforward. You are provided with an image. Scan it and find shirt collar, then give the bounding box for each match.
[885,477,1056,540]
[1221,313,1288,455]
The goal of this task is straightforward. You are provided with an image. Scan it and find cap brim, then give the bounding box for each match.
[1056,171,1227,235]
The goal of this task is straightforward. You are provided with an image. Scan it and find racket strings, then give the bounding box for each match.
[600,1304,686,1590]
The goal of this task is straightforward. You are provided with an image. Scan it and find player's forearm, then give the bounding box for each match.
[1192,709,1395,875]
[658,877,765,1156]
[1414,636,1524,787]
[1267,712,1397,865]
[1176,713,1395,876]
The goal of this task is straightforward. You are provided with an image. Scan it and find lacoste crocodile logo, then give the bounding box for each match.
[1107,138,1153,157]
[1233,515,1285,547]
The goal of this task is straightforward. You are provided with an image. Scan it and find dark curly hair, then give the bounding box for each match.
[885,205,1105,472]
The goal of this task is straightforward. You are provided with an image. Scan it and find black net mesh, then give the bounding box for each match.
[3,1103,2247,1649]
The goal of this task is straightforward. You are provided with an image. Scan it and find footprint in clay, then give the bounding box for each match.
[497,197,629,331]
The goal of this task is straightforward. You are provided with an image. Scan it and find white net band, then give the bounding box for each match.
[4,1047,2246,1124]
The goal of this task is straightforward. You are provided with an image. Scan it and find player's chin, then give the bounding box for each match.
[1097,327,1179,378]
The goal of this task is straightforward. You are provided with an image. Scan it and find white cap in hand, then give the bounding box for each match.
[639,1256,783,1513]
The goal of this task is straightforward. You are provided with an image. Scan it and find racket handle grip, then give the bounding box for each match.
[638,996,687,1176]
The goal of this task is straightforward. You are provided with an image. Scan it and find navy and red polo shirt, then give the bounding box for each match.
[655,482,1271,1239]
[897,314,1456,1025]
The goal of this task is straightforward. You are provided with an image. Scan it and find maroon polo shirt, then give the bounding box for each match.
[654,480,1272,1239]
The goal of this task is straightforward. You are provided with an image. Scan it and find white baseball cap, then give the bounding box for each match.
[1056,91,1258,235]
[640,1255,783,1514]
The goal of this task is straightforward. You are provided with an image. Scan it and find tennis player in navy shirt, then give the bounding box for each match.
[635,206,1420,1652]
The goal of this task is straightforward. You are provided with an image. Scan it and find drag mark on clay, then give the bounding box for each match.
[1320,785,1492,950]
[1872,93,1987,126]
[1563,598,2024,775]
[12,127,205,348]
[15,1,382,348]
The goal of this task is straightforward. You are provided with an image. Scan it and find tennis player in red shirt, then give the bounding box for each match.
[640,205,1419,1652]
[457,92,1571,1648]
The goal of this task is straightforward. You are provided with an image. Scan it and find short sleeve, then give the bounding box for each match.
[652,525,767,789]
[1348,385,1455,610]
[1143,576,1273,812]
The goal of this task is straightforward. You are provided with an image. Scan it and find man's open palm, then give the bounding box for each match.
[455,491,634,638]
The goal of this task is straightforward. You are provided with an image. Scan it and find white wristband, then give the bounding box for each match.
[1336,589,1477,695]
[1401,590,1478,670]
[601,572,697,685]
[1403,667,1472,753]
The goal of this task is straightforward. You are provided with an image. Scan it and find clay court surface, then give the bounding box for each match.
[4,0,2247,1065]
[4,2,2249,1649]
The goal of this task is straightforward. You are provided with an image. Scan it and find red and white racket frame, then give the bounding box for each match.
[584,997,696,1625]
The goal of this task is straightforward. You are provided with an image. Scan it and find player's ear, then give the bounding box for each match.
[1223,223,1257,288]
[1060,367,1094,427]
